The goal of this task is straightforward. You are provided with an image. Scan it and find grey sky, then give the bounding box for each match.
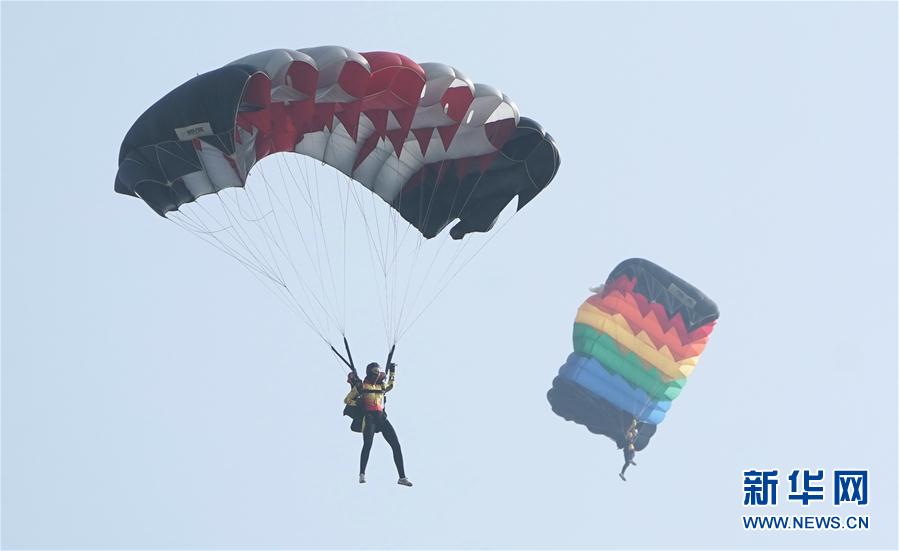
[2,2,896,549]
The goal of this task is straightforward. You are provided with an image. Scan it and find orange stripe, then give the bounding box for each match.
[585,293,712,360]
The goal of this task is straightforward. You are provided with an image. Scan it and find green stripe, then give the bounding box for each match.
[572,323,686,401]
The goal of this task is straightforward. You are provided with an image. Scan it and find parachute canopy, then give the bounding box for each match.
[547,258,719,450]
[114,46,560,351]
[115,46,559,240]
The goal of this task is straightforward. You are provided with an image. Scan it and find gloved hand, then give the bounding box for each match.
[387,362,397,373]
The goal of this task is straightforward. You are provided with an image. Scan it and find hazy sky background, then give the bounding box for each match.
[2,2,896,549]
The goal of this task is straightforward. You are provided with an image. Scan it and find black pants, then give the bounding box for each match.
[621,446,636,475]
[360,411,405,478]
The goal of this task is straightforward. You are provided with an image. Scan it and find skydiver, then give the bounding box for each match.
[344,361,412,487]
[619,419,638,481]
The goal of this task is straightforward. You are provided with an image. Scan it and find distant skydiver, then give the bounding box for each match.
[548,259,720,481]
[619,419,639,481]
[344,362,412,487]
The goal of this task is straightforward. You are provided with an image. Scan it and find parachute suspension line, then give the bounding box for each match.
[252,165,344,337]
[196,195,331,336]
[394,228,447,341]
[385,169,405,341]
[366,180,394,337]
[380,154,402,343]
[387,155,414,344]
[214,192,286,286]
[404,174,481,323]
[178,139,521,350]
[417,232,475,319]
[287,155,344,335]
[165,212,330,345]
[390,182,431,344]
[250,168,329,332]
[232,186,339,338]
[383,181,400,341]
[393,155,491,344]
[281,285,337,347]
[336,171,352,334]
[257,172,326,314]
[397,210,518,341]
[347,175,388,273]
[383,169,412,344]
[244,168,329,336]
[178,201,297,313]
[412,163,480,309]
[353,188,388,276]
[167,210,282,289]
[306,155,345,334]
[407,167,496,317]
[265,157,342,336]
[384,157,451,342]
[383,199,416,279]
[387,218,419,344]
[232,182,292,295]
[388,222,403,344]
[428,167,492,285]
[180,150,291,298]
[417,167,494,306]
[394,165,489,340]
[274,155,338,333]
[199,194,284,289]
[368,178,388,272]
[346,176,393,344]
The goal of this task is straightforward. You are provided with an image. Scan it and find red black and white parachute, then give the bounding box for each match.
[115,47,559,239]
[115,46,560,356]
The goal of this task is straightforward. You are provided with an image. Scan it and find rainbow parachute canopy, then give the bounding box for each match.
[547,258,719,450]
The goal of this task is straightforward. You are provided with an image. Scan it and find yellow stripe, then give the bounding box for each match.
[575,303,699,379]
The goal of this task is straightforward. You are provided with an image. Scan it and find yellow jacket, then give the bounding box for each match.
[344,372,395,412]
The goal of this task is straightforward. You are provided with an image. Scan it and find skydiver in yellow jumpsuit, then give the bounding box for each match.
[345,362,412,487]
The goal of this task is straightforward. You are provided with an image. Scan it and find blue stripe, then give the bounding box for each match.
[558,353,670,424]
